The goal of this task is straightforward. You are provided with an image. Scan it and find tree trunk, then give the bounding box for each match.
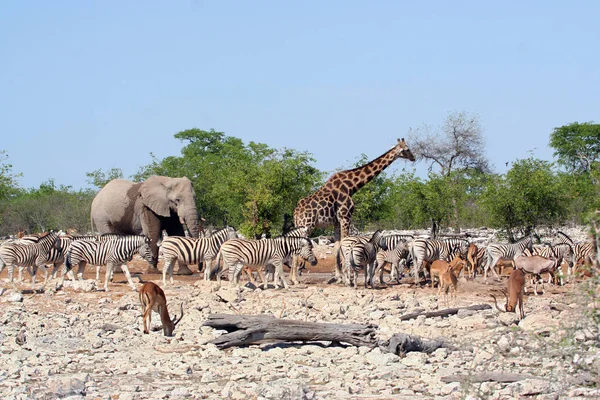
[430,220,439,239]
[202,314,448,355]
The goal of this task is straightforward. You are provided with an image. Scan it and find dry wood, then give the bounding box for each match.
[441,372,538,383]
[398,304,491,321]
[203,314,449,355]
[203,314,378,349]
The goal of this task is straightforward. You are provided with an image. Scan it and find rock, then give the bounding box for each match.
[1,291,23,303]
[441,382,461,395]
[508,379,554,396]
[497,335,511,352]
[46,373,90,397]
[401,352,427,367]
[214,289,238,304]
[457,308,477,318]
[62,280,97,292]
[497,312,520,326]
[170,387,190,398]
[369,310,385,320]
[519,313,559,334]
[258,378,307,400]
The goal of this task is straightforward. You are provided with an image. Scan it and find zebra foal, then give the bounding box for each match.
[215,236,317,290]
[63,235,153,291]
[159,226,237,285]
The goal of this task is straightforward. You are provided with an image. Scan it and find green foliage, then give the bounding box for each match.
[134,128,322,238]
[0,180,95,235]
[550,121,600,176]
[0,150,22,200]
[479,157,568,237]
[85,168,124,189]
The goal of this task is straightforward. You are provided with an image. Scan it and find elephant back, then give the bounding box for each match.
[91,179,143,235]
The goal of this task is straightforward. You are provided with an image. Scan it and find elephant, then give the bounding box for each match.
[90,176,201,274]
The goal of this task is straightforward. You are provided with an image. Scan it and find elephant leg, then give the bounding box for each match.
[175,259,193,275]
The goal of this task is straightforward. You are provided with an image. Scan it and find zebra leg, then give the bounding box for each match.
[18,266,25,283]
[104,263,114,291]
[274,261,289,289]
[162,258,174,285]
[120,263,137,291]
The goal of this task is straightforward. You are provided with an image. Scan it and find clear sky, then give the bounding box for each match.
[1,1,598,190]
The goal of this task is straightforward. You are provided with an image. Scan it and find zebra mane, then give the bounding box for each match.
[556,231,574,246]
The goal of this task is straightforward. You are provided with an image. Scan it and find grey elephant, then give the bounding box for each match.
[90,176,201,273]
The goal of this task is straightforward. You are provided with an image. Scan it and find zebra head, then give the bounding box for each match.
[138,237,154,263]
[298,238,318,266]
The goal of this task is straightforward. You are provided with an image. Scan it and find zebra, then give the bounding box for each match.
[0,231,59,291]
[334,230,386,286]
[214,236,317,290]
[249,226,312,285]
[62,235,153,291]
[372,234,414,284]
[0,233,46,283]
[482,235,533,283]
[343,231,389,289]
[409,238,470,285]
[374,240,412,285]
[159,226,237,285]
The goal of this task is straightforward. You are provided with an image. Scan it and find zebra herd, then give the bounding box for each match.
[0,227,597,294]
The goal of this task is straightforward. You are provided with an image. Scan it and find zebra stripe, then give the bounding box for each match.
[345,231,389,289]
[335,230,386,286]
[63,235,152,291]
[215,236,317,290]
[159,226,237,284]
[0,231,59,289]
[483,235,533,282]
[409,238,470,284]
[374,240,411,284]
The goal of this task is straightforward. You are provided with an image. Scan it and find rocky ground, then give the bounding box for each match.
[1,228,599,399]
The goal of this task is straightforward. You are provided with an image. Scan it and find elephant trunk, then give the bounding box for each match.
[181,207,200,238]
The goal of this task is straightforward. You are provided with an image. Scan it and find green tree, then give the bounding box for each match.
[479,158,568,239]
[0,150,22,200]
[550,121,600,179]
[85,168,124,189]
[134,128,322,238]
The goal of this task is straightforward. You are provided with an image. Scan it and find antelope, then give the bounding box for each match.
[139,282,183,336]
[429,255,466,288]
[438,266,458,306]
[514,254,558,295]
[491,268,525,320]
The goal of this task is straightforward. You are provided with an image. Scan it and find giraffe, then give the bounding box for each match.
[293,138,416,241]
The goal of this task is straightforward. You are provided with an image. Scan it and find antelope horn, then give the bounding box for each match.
[491,294,506,312]
[172,303,184,327]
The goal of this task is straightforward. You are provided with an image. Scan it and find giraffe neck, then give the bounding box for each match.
[342,146,399,196]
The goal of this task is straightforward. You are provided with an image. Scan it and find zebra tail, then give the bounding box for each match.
[65,249,72,272]
[213,249,222,281]
[349,247,355,268]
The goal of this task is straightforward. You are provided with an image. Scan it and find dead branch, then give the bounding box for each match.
[398,304,491,321]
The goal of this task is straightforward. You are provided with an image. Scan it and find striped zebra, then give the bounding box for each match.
[0,233,46,283]
[482,235,533,282]
[0,231,59,290]
[374,240,412,285]
[372,234,414,284]
[251,226,313,285]
[159,226,237,285]
[215,236,317,290]
[63,235,152,291]
[343,231,389,289]
[335,230,386,286]
[409,238,470,285]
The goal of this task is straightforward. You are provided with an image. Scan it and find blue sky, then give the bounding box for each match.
[1,1,598,190]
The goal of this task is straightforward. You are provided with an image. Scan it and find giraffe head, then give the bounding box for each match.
[394,138,416,162]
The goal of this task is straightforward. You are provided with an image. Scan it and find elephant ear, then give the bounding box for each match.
[139,176,171,217]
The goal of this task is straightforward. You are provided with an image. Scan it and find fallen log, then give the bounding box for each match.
[399,304,491,321]
[441,372,538,383]
[202,314,448,355]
